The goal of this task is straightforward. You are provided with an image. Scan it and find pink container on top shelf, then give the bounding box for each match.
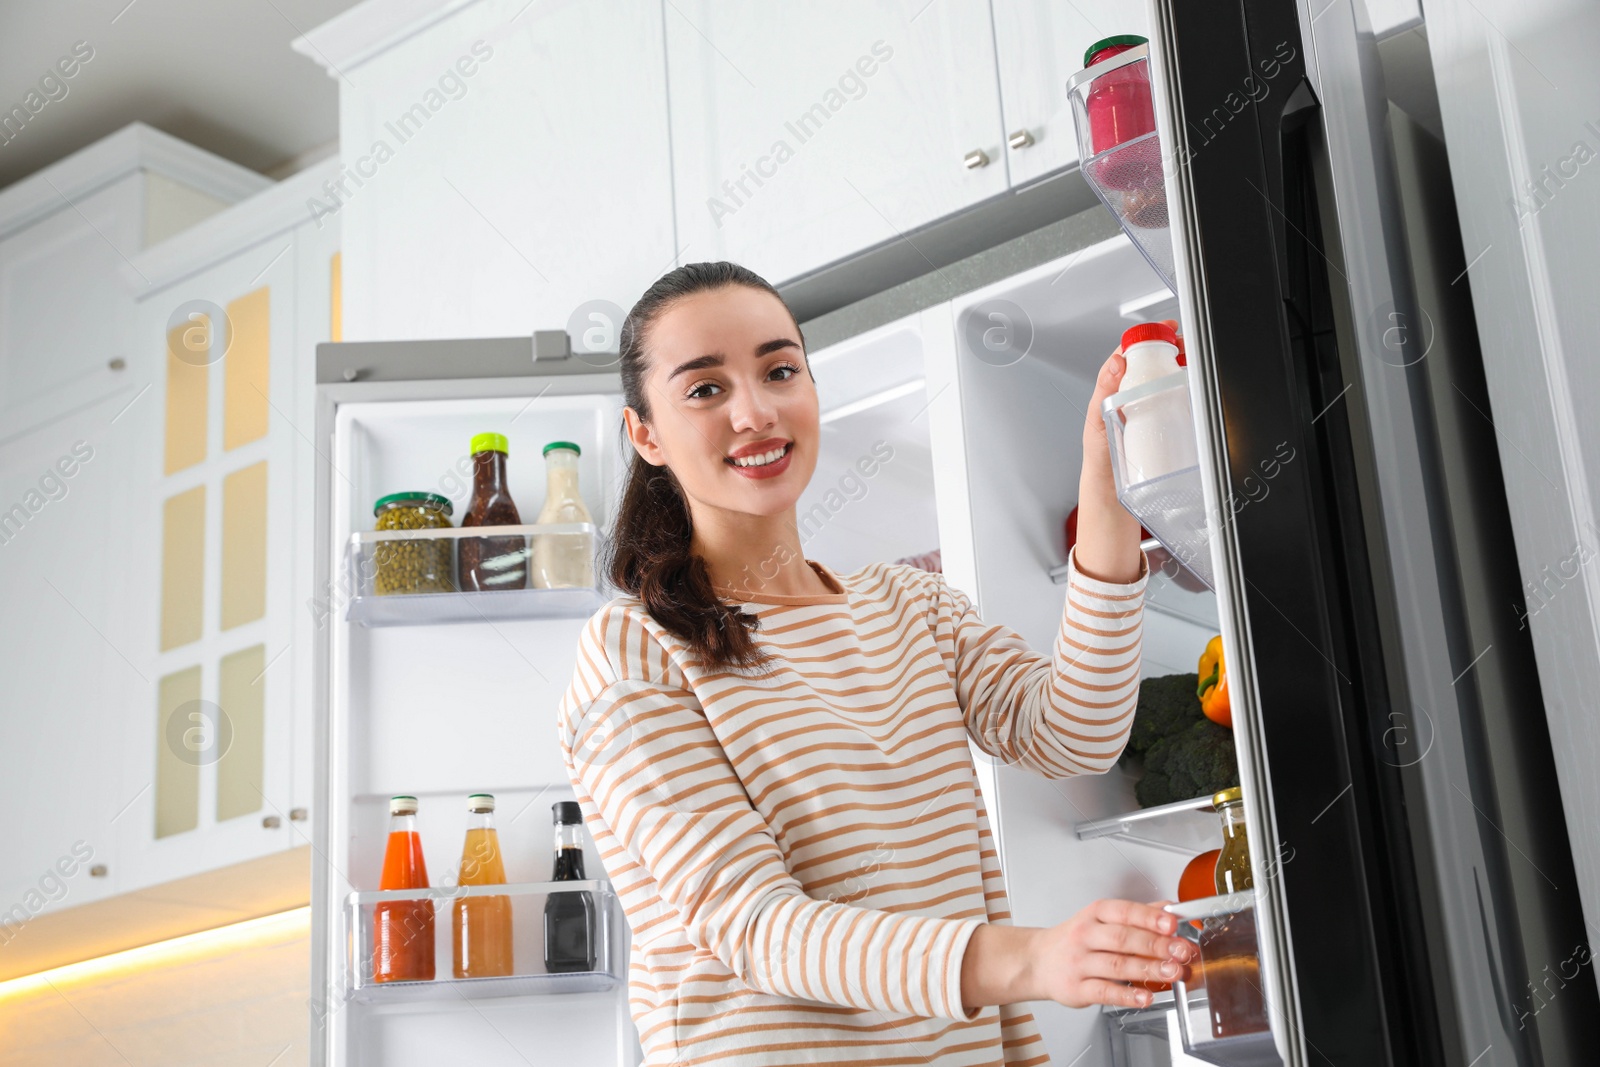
[1082,34,1157,185]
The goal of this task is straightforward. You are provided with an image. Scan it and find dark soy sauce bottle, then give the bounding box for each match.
[544,801,597,974]
[457,432,527,592]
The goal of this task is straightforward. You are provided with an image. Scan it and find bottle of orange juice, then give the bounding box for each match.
[453,794,513,978]
[373,795,435,983]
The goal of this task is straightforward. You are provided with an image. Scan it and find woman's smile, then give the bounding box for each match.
[727,439,794,478]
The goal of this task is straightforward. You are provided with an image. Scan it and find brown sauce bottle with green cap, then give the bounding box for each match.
[457,432,527,592]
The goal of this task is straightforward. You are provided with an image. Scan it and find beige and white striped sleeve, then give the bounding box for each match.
[558,606,984,1021]
[936,547,1148,779]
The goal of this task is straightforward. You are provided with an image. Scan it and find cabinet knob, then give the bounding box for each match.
[1007,129,1035,150]
[290,808,308,822]
[262,815,282,829]
[963,149,991,170]
[108,358,126,371]
[89,864,108,878]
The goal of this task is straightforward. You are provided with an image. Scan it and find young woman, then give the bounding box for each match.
[559,262,1196,1065]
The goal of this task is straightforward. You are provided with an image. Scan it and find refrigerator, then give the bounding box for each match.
[307,1,1599,1065]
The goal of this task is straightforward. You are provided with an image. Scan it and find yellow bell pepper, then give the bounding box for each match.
[1197,635,1232,728]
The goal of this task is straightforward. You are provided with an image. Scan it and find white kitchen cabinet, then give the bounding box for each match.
[0,391,142,916]
[0,126,268,923]
[665,0,1009,285]
[991,0,1150,188]
[110,163,341,893]
[293,0,675,344]
[0,123,268,443]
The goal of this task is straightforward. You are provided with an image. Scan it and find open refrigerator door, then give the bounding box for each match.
[1006,0,1599,1063]
[308,353,641,1067]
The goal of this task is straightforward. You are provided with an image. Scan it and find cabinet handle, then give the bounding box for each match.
[290,808,308,822]
[1007,129,1035,150]
[963,149,991,170]
[262,815,282,829]
[89,864,108,878]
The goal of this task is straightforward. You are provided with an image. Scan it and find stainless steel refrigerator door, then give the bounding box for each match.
[1143,1,1600,1065]
[1137,0,1503,1063]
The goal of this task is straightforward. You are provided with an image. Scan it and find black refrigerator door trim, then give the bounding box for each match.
[1156,2,1446,1064]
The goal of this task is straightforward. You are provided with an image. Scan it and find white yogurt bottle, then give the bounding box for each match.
[1115,321,1197,484]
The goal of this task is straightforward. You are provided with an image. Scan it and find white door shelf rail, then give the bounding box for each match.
[344,523,607,626]
[343,878,624,1003]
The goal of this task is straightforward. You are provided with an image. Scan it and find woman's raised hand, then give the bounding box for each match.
[1029,898,1197,1010]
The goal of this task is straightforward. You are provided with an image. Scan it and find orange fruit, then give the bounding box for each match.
[1179,849,1221,903]
[1177,848,1221,935]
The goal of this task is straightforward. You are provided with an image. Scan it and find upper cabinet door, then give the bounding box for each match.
[332,0,676,342]
[667,0,1008,286]
[991,0,1151,188]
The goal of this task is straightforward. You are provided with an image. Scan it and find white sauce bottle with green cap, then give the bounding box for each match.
[531,441,595,589]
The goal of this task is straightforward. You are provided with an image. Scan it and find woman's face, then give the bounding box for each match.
[625,285,819,522]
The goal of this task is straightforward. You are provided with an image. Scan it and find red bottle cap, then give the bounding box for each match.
[1120,321,1179,351]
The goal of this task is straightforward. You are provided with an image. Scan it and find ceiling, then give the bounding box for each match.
[0,0,367,190]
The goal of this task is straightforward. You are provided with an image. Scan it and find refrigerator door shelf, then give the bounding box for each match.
[1101,990,1179,1067]
[345,522,607,626]
[1167,893,1282,1067]
[1066,45,1177,292]
[344,879,623,1003]
[1101,374,1212,589]
[1075,793,1220,855]
[1049,536,1210,593]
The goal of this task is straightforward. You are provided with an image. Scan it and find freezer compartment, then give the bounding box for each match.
[1102,372,1212,589]
[1066,45,1176,291]
[344,522,606,626]
[1167,893,1281,1067]
[344,878,624,1003]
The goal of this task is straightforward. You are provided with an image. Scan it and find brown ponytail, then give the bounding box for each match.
[606,262,804,673]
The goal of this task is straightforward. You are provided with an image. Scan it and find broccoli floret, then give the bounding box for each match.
[1134,719,1239,808]
[1123,672,1203,758]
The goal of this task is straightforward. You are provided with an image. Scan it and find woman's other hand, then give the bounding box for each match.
[1030,898,1196,1010]
[1073,320,1179,583]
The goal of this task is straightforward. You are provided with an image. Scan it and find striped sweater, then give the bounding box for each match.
[558,550,1147,1065]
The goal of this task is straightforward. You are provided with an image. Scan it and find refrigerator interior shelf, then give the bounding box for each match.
[1075,794,1219,855]
[344,522,607,626]
[345,879,624,1002]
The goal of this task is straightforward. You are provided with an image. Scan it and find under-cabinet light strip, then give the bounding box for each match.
[0,905,310,1001]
